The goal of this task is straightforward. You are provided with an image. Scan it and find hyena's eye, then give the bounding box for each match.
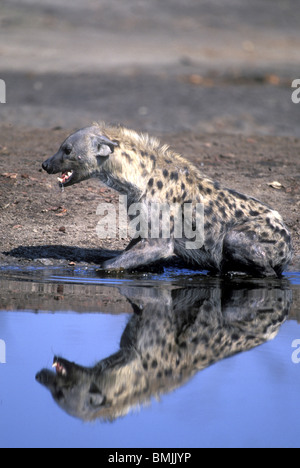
[64,145,72,156]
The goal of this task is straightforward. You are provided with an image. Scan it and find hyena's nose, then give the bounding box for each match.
[42,160,50,172]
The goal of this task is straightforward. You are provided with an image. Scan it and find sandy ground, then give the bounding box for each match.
[0,125,299,270]
[0,0,299,271]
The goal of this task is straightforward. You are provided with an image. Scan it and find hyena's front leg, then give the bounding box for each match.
[101,238,174,271]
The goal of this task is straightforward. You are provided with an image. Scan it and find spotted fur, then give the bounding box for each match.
[36,281,292,421]
[42,124,293,276]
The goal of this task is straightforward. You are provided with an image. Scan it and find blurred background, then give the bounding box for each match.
[0,0,300,135]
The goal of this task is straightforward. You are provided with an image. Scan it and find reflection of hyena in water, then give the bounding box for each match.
[36,281,292,422]
[42,124,293,276]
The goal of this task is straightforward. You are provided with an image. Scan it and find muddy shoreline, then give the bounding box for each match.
[0,125,299,272]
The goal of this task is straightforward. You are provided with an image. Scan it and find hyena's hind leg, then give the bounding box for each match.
[101,238,174,271]
[221,218,292,277]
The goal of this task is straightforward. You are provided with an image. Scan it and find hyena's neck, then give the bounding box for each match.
[99,168,144,205]
[99,139,158,203]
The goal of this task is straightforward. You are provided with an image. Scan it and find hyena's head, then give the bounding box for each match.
[42,126,118,188]
[35,355,148,422]
[36,356,109,421]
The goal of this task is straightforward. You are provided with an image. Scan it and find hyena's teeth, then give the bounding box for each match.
[52,361,67,376]
[57,171,73,184]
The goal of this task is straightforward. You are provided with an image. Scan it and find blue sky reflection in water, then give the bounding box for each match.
[0,270,299,448]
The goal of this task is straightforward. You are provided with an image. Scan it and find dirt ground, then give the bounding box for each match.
[0,0,299,271]
[0,124,299,271]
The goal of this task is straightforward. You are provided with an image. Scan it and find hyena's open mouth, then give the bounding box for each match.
[57,170,74,187]
[52,357,67,376]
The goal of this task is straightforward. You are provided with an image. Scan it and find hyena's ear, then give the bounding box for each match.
[91,135,118,158]
[87,382,107,408]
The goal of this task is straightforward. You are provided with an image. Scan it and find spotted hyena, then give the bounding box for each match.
[35,281,291,421]
[42,124,293,277]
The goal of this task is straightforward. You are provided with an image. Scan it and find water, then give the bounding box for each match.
[0,267,299,448]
